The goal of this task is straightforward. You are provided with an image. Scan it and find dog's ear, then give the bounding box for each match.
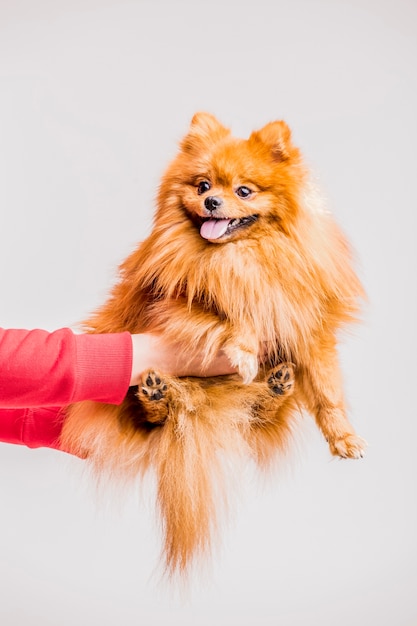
[190,112,227,135]
[249,120,293,162]
[181,112,230,153]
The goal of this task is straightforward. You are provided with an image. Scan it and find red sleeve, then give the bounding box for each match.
[0,407,65,450]
[0,328,133,451]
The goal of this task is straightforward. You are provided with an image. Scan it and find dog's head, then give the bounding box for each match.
[156,112,305,243]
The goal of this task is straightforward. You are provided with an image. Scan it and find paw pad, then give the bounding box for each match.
[139,370,168,402]
[267,363,295,397]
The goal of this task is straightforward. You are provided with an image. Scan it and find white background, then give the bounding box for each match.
[0,1,416,624]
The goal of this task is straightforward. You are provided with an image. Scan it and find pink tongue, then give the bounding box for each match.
[200,219,232,240]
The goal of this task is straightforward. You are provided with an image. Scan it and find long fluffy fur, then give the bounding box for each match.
[62,113,366,577]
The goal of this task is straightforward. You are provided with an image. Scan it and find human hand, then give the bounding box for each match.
[129,333,236,386]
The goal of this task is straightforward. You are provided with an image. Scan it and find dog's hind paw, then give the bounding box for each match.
[136,370,169,425]
[139,370,168,402]
[267,363,295,397]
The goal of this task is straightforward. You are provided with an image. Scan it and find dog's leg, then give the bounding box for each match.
[300,338,367,459]
[243,362,297,467]
[136,369,208,426]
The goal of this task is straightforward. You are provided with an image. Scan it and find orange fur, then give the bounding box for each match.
[61,113,366,577]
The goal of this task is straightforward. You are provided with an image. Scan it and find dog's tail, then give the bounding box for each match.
[148,378,252,577]
[61,383,252,578]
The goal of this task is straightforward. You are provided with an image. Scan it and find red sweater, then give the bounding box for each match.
[0,328,132,451]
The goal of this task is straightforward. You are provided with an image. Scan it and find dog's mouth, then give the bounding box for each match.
[199,215,259,240]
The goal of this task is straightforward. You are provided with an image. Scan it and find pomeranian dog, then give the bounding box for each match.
[62,113,366,577]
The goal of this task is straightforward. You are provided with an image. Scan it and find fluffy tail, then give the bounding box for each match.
[148,379,253,576]
[61,382,253,578]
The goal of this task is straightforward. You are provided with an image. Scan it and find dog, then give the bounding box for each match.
[62,112,366,577]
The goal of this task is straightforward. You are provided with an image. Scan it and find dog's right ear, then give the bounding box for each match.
[181,112,230,153]
[249,120,293,162]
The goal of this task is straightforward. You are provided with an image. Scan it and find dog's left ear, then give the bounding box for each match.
[249,120,293,162]
[181,112,230,153]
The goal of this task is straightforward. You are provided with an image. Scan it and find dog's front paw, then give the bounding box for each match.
[238,354,259,385]
[329,434,367,459]
[224,345,258,384]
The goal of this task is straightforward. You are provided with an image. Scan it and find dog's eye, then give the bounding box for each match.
[197,181,211,195]
[236,186,252,198]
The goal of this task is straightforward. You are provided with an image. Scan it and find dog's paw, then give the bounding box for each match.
[224,345,258,384]
[329,434,367,459]
[138,370,168,402]
[267,363,295,397]
[239,355,258,385]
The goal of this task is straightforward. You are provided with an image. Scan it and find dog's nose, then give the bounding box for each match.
[204,196,223,213]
